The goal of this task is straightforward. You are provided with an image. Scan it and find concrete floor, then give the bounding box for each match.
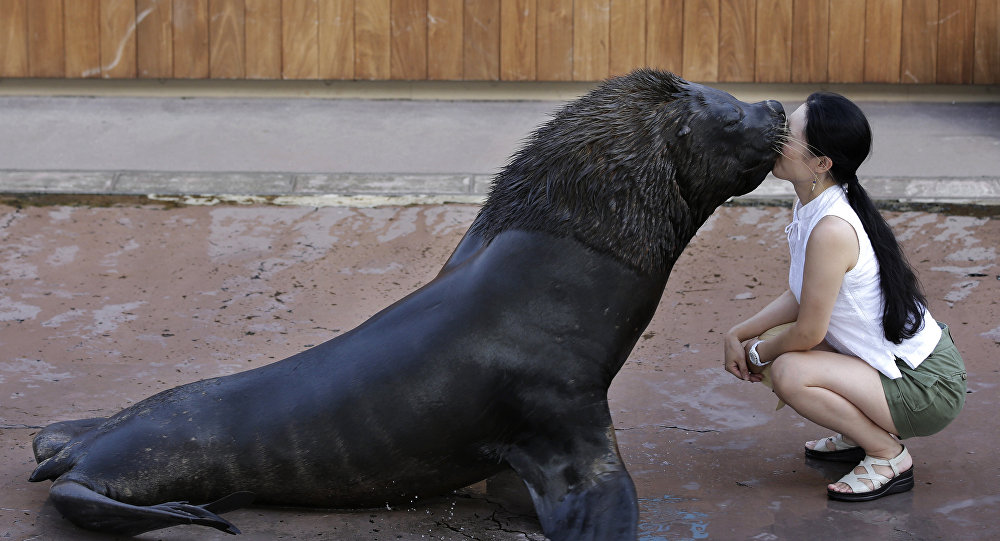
[1,201,997,540]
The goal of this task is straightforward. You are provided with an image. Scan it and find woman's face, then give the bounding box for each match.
[772,104,820,182]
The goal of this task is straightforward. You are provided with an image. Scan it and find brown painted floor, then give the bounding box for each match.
[1,202,997,541]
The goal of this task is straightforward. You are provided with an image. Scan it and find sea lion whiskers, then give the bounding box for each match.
[775,130,823,158]
[774,137,829,178]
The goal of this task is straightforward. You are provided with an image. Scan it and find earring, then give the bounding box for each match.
[811,177,817,192]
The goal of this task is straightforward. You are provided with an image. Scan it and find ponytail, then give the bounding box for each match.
[806,93,927,344]
[842,174,927,343]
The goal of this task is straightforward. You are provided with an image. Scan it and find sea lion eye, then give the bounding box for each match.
[708,102,743,127]
[677,125,691,137]
[722,104,743,126]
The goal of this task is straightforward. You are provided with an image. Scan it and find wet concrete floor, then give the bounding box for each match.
[1,202,997,540]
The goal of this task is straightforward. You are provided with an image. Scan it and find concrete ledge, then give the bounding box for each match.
[0,171,116,194]
[740,175,1000,205]
[115,172,295,195]
[1,170,998,207]
[294,173,494,195]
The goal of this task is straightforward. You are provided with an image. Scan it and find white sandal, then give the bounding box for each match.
[828,446,914,502]
[804,433,865,463]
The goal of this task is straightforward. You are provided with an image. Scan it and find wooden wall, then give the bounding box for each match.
[1,0,997,84]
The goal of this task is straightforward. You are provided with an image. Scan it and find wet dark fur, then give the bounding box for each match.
[471,69,782,274]
[29,69,784,540]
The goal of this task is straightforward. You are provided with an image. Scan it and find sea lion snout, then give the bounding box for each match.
[763,99,786,121]
[749,99,786,140]
[735,99,785,138]
[744,98,787,154]
[755,99,786,132]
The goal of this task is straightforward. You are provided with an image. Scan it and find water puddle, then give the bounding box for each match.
[638,494,710,540]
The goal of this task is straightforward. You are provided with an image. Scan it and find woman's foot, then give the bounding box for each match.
[804,434,865,462]
[827,444,914,501]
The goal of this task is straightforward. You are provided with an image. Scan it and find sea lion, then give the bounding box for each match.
[29,69,785,540]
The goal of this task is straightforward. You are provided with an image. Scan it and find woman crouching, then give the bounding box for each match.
[723,92,966,502]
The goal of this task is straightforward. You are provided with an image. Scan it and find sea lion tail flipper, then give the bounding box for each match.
[29,443,81,483]
[49,480,253,537]
[32,418,106,463]
[505,408,638,541]
[28,455,71,483]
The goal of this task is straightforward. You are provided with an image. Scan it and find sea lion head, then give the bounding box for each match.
[471,69,786,275]
[668,79,786,199]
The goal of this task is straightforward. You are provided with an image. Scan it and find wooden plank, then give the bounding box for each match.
[646,0,684,74]
[864,0,902,82]
[27,0,65,77]
[974,0,999,84]
[537,0,573,80]
[356,0,391,79]
[246,0,282,79]
[65,0,102,78]
[137,0,173,78]
[500,0,537,80]
[936,0,976,84]
[755,0,791,82]
[100,0,138,78]
[682,0,719,82]
[391,0,428,79]
[283,0,320,79]
[0,0,29,77]
[319,0,354,79]
[609,0,646,77]
[790,0,827,82]
[900,0,938,84]
[209,0,245,78]
[827,0,864,82]
[428,0,463,80]
[573,0,610,81]
[173,0,210,78]
[464,0,500,80]
[718,0,754,82]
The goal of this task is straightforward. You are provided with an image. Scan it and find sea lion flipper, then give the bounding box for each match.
[505,412,638,541]
[530,467,638,541]
[49,480,247,536]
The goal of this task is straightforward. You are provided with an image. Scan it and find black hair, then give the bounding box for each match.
[804,92,927,344]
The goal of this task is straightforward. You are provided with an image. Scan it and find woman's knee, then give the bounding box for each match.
[769,353,807,396]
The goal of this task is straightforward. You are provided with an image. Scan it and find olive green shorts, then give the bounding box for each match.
[881,323,967,440]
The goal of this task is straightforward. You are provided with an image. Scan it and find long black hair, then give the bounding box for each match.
[804,92,927,344]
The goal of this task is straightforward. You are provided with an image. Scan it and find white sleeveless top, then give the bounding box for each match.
[785,186,940,379]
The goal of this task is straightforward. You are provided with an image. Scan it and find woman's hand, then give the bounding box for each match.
[724,332,751,381]
[743,339,767,381]
[723,290,800,382]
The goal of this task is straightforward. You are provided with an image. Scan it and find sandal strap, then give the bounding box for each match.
[886,445,910,475]
[835,446,910,493]
[836,457,890,492]
[810,434,855,452]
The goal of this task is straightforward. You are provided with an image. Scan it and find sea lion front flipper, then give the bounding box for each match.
[505,406,638,541]
[48,480,252,537]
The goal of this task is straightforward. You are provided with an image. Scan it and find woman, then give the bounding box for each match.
[723,92,966,502]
